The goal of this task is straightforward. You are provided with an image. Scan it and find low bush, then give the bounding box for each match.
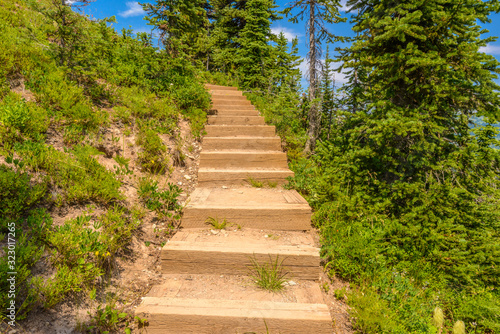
[136,126,169,174]
[15,142,123,205]
[0,209,53,320]
[0,164,47,226]
[138,177,182,221]
[0,93,49,146]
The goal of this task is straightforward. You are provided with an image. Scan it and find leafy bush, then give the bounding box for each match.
[15,142,123,205]
[0,164,46,227]
[136,126,169,174]
[0,209,52,319]
[138,177,182,221]
[0,93,49,145]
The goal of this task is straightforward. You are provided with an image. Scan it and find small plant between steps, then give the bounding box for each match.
[246,176,278,189]
[248,255,289,292]
[205,216,233,229]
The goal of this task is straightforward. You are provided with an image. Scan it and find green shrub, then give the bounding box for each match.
[14,142,123,205]
[347,287,405,334]
[37,206,140,309]
[138,177,182,221]
[0,164,46,227]
[0,209,52,320]
[117,87,178,134]
[136,126,169,174]
[87,302,131,333]
[0,93,49,145]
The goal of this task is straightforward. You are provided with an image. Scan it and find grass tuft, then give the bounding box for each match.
[248,255,289,292]
[205,216,232,229]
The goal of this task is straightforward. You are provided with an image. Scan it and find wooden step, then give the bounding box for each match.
[205,125,275,137]
[198,168,293,186]
[200,151,288,169]
[212,100,252,107]
[209,90,243,96]
[203,137,281,151]
[136,273,332,334]
[207,115,266,125]
[205,84,238,91]
[211,95,250,103]
[162,229,320,280]
[181,188,312,230]
[136,297,332,334]
[215,105,255,111]
[213,109,260,116]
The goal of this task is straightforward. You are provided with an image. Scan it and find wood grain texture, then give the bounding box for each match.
[205,125,276,137]
[161,242,320,280]
[135,298,333,334]
[181,207,312,230]
[197,168,293,186]
[199,151,288,168]
[202,137,281,150]
[207,116,266,125]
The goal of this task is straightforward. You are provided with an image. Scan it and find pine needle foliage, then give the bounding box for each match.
[305,0,500,331]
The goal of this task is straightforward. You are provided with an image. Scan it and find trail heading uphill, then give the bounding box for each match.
[134,85,348,333]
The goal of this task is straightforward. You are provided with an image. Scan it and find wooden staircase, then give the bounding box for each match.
[135,84,333,333]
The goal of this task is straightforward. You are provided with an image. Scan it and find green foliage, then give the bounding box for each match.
[136,126,169,174]
[0,209,52,320]
[0,93,49,145]
[143,0,209,56]
[347,287,404,334]
[0,164,47,224]
[116,87,178,134]
[246,176,278,188]
[235,0,277,89]
[276,0,500,332]
[249,255,289,292]
[87,302,131,334]
[0,0,212,324]
[138,177,183,220]
[35,206,140,309]
[15,142,123,205]
[205,216,232,230]
[246,90,306,160]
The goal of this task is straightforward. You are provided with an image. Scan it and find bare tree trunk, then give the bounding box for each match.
[60,0,67,66]
[304,0,320,155]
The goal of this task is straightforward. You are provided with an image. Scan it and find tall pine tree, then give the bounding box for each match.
[143,0,209,56]
[235,0,278,89]
[270,33,302,93]
[324,0,500,305]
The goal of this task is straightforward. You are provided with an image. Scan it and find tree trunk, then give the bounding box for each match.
[60,0,67,66]
[304,0,320,155]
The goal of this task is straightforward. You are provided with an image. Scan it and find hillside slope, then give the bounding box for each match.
[0,1,212,332]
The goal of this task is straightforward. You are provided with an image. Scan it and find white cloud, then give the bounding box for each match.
[119,2,145,18]
[271,27,301,42]
[339,0,352,12]
[480,44,500,55]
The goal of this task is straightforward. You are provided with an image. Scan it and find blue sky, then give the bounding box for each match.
[82,1,500,87]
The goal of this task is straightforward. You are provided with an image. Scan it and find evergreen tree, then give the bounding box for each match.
[37,0,95,67]
[282,0,344,154]
[209,0,248,72]
[270,33,302,93]
[324,0,500,299]
[143,0,209,56]
[235,0,278,89]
